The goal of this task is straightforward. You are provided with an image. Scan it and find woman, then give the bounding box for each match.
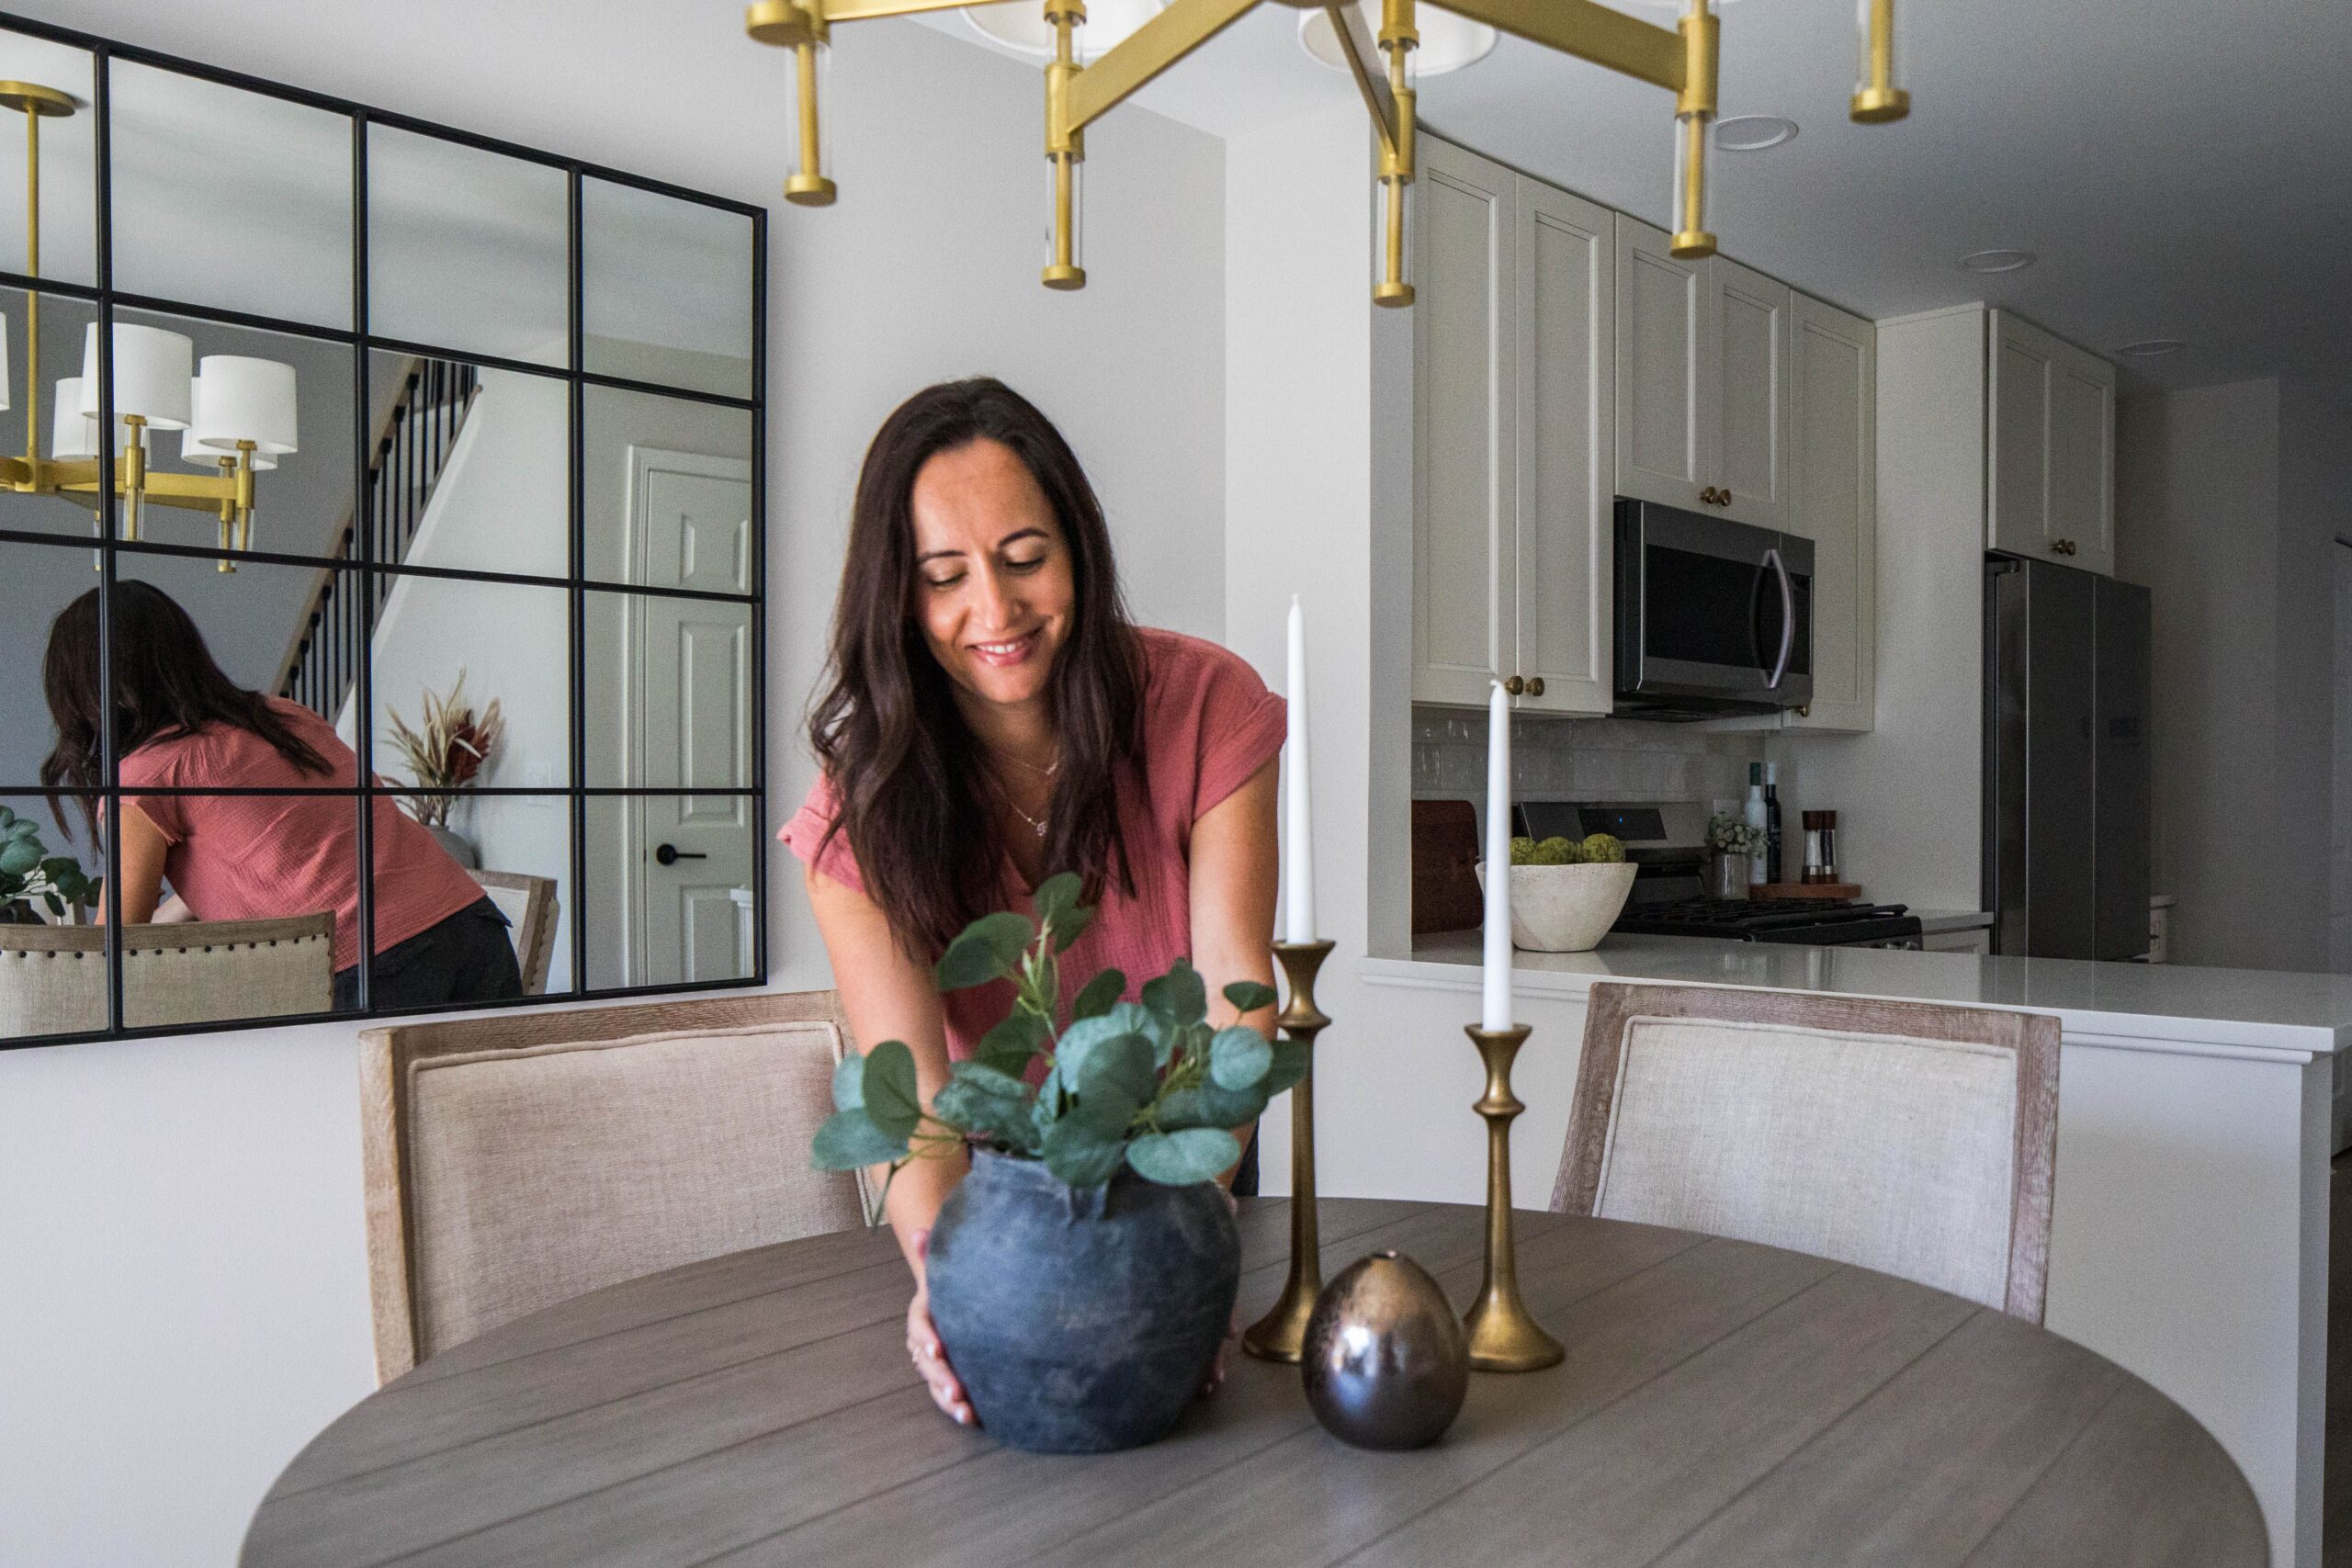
[40,581,522,1011]
[784,378,1283,1427]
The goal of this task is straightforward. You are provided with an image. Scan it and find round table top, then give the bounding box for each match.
[243,1198,2264,1568]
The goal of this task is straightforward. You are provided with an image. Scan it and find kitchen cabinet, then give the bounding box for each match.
[1613,215,1788,530]
[1411,136,1615,716]
[1988,309,2116,575]
[1785,293,1876,733]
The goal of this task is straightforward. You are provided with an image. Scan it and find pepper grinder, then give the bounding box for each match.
[1802,810,1838,885]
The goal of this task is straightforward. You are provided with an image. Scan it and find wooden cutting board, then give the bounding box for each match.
[1411,798,1485,934]
[1749,881,1862,901]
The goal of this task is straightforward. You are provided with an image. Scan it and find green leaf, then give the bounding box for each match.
[1263,1037,1312,1096]
[831,1053,865,1112]
[861,1040,922,1139]
[1043,1117,1127,1188]
[1209,1026,1274,1090]
[975,1010,1048,1077]
[1222,980,1278,1016]
[0,840,39,877]
[1056,1004,1150,1079]
[812,1108,909,1169]
[932,1071,1037,1152]
[1158,1080,1270,1131]
[1141,959,1208,1028]
[1069,967,1126,1022]
[1070,1032,1155,1138]
[1127,1127,1242,1186]
[934,910,1037,991]
[1033,872,1096,953]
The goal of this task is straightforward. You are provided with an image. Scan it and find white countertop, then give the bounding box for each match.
[1370,931,2352,1059]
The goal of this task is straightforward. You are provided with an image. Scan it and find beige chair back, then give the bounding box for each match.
[1554,982,2060,1321]
[469,870,559,995]
[360,990,869,1382]
[0,912,334,1035]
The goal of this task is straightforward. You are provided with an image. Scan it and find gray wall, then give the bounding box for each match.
[2115,375,2352,971]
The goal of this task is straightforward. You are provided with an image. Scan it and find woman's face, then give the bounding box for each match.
[908,437,1075,715]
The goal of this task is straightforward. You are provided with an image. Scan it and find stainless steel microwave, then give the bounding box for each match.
[1613,498,1814,718]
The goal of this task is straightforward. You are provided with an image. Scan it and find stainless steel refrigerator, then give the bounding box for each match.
[1983,554,2152,960]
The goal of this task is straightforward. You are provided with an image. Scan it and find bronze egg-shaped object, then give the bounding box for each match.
[1300,1249,1469,1450]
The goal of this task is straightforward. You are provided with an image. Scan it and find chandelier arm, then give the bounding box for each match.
[783,0,973,25]
[1325,3,1397,161]
[1061,0,1264,135]
[1433,0,1682,92]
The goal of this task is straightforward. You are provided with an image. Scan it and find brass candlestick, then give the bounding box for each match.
[1462,1023,1564,1372]
[1241,937,1335,1363]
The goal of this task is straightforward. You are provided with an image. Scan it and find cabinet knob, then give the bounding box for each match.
[1502,674,1525,696]
[1526,676,1545,696]
[1700,486,1723,505]
[2052,538,2075,557]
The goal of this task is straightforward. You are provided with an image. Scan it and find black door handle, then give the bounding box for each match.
[655,843,708,865]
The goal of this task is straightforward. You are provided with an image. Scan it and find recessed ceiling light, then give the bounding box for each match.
[1959,250,2036,274]
[1713,115,1798,152]
[2116,339,2185,358]
[1297,1,1497,76]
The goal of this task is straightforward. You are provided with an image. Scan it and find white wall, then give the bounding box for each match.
[0,6,1226,1564]
[1773,306,1989,912]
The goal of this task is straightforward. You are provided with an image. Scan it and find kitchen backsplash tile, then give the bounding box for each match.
[1411,705,1767,816]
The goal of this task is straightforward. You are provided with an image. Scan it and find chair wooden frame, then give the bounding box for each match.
[469,870,559,996]
[358,988,859,1382]
[1554,982,2062,1322]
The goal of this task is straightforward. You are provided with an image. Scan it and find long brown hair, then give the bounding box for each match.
[40,581,332,839]
[808,378,1143,956]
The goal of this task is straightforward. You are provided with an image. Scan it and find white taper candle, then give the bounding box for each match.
[1283,594,1316,943]
[1482,678,1513,1031]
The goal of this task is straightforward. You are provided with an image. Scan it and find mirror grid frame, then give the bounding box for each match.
[0,11,769,1049]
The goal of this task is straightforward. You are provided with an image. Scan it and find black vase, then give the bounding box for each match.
[925,1148,1240,1453]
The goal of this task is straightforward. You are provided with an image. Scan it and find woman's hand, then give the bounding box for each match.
[906,1229,976,1427]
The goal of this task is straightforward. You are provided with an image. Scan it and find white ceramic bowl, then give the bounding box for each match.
[1475,861,1639,953]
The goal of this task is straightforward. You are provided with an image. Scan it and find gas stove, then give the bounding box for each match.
[1516,799,1925,951]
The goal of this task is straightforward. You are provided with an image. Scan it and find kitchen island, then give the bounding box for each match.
[1324,932,2352,1568]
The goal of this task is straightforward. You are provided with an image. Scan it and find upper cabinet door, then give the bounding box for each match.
[1987,310,2057,560]
[1711,257,1790,530]
[2050,347,2117,575]
[1513,177,1615,716]
[1786,294,1875,733]
[1412,137,1517,708]
[1613,215,1711,513]
[1989,310,2115,573]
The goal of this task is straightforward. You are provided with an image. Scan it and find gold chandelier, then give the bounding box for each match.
[0,80,299,570]
[748,0,1908,304]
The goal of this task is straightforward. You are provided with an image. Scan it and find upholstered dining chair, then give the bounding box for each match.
[468,869,559,996]
[359,989,870,1382]
[0,912,334,1035]
[1553,982,2061,1321]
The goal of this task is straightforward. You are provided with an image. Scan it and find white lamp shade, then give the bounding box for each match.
[966,0,1165,62]
[186,355,298,457]
[50,377,143,462]
[1297,0,1496,75]
[178,424,277,471]
[77,321,194,430]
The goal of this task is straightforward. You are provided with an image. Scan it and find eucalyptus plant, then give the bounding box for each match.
[0,806,101,922]
[812,872,1304,1206]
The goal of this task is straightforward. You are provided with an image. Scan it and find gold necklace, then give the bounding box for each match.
[987,757,1053,840]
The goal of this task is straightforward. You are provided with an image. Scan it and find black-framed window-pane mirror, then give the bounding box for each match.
[0,17,764,1048]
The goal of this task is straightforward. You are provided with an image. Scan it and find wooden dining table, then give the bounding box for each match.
[242,1198,2266,1568]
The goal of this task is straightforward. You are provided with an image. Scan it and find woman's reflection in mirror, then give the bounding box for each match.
[39,582,523,1009]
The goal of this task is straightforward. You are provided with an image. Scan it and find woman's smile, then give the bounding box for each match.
[967,628,1044,668]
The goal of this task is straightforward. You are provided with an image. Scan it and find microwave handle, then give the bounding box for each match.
[1762,547,1794,690]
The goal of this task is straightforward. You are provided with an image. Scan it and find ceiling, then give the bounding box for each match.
[938,0,2352,393]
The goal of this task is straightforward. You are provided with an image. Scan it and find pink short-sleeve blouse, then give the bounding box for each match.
[779,626,1286,1056]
